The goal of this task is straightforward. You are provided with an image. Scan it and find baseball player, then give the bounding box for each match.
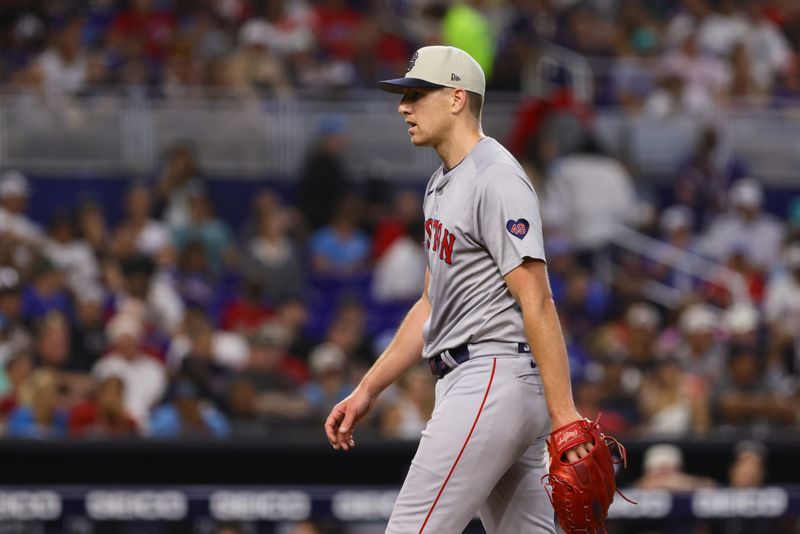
[324,46,592,533]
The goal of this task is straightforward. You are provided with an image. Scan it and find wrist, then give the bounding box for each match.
[358,378,383,400]
[549,408,582,430]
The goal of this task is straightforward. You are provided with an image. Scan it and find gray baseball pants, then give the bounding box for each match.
[386,354,556,533]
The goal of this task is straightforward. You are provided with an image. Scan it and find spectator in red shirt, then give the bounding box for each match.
[111,0,176,62]
[312,0,363,61]
[69,375,138,438]
[371,190,426,303]
[372,189,423,261]
[220,280,274,334]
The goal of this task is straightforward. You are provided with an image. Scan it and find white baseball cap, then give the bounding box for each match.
[0,170,30,198]
[378,46,486,96]
[625,302,660,329]
[679,304,718,334]
[659,205,695,233]
[106,312,144,342]
[643,444,683,473]
[723,303,758,334]
[729,178,763,208]
[309,342,346,375]
[239,19,271,48]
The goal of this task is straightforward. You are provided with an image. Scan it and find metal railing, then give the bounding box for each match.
[0,90,520,179]
[524,41,595,103]
[600,225,751,310]
[1,89,799,183]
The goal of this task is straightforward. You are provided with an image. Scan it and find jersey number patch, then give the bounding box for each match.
[506,219,529,240]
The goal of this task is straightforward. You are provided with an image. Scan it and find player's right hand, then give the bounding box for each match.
[324,387,375,451]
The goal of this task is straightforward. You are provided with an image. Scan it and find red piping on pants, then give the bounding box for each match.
[418,357,497,533]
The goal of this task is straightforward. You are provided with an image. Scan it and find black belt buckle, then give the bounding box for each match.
[429,344,469,379]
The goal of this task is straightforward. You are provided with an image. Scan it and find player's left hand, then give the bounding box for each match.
[324,387,375,451]
[565,440,594,463]
[542,416,631,534]
[551,413,594,463]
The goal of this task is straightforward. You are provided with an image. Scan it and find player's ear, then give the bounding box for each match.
[450,88,468,115]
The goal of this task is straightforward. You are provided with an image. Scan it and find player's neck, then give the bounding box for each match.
[435,124,485,170]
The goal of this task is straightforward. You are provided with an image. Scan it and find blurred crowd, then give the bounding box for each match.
[0,104,799,443]
[1,0,800,109]
[0,0,798,445]
[527,121,800,440]
[0,127,435,440]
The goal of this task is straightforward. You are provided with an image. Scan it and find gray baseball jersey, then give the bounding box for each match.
[421,136,546,360]
[387,137,556,534]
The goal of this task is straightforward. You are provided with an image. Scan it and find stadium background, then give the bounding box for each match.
[1,0,800,532]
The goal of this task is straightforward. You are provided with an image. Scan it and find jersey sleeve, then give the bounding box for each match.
[475,165,546,276]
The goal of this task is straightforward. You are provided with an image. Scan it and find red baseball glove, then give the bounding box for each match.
[541,417,633,533]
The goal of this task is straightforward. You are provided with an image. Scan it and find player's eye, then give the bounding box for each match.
[402,90,424,103]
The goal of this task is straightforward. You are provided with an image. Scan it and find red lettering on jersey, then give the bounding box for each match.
[425,218,433,249]
[439,230,456,265]
[425,218,457,265]
[432,220,443,252]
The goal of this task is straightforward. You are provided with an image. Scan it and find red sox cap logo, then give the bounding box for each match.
[506,218,529,240]
[407,52,419,72]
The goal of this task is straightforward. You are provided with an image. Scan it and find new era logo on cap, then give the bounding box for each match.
[377,46,486,96]
[407,52,418,72]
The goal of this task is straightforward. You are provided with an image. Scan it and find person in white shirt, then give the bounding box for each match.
[673,304,726,387]
[741,2,792,93]
[696,0,750,58]
[114,255,185,337]
[155,144,203,230]
[93,312,167,429]
[542,135,639,261]
[41,211,101,297]
[238,0,315,57]
[0,170,46,272]
[659,34,731,116]
[764,242,800,379]
[0,170,45,249]
[664,0,713,50]
[372,236,427,302]
[33,18,88,97]
[699,178,785,271]
[122,184,171,257]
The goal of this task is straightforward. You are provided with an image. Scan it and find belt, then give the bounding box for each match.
[428,342,535,379]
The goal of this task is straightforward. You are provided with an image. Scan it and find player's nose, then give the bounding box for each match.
[398,99,411,115]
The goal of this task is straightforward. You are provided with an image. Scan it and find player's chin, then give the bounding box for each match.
[408,132,429,147]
